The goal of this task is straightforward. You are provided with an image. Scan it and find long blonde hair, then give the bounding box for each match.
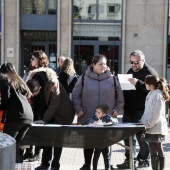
[61,57,75,76]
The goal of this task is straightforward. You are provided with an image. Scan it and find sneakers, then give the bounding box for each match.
[79,164,91,170]
[51,168,59,170]
[110,165,115,170]
[117,159,130,169]
[35,164,50,170]
[23,153,33,160]
[135,160,149,169]
[29,154,41,162]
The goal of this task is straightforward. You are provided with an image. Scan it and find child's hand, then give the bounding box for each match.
[95,119,103,125]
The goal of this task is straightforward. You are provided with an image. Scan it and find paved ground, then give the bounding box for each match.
[22,115,170,170]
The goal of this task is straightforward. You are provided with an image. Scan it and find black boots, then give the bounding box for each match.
[151,155,165,170]
[159,156,165,170]
[151,155,159,170]
[29,153,41,162]
[23,147,33,160]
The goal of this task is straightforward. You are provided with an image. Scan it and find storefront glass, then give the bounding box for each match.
[22,31,57,74]
[73,0,121,20]
[73,0,122,75]
[21,0,56,14]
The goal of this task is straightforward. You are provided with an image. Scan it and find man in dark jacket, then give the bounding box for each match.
[26,67,75,170]
[117,50,158,169]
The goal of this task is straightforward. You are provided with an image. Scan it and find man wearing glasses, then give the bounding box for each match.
[117,50,158,169]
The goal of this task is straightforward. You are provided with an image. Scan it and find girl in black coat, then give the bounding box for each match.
[0,62,33,163]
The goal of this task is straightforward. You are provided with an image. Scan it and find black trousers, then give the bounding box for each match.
[122,112,150,163]
[25,145,41,155]
[3,122,31,163]
[41,146,62,168]
[83,148,94,165]
[93,147,110,169]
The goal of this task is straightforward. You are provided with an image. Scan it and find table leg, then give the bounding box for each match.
[129,136,134,170]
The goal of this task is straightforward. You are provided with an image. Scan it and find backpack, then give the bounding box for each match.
[69,74,79,93]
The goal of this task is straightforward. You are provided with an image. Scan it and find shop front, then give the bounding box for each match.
[72,0,122,75]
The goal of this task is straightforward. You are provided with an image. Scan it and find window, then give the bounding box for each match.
[48,0,56,14]
[21,0,56,15]
[73,0,122,21]
[109,6,115,13]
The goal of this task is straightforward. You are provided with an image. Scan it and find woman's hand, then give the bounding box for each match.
[77,111,84,118]
[112,110,118,118]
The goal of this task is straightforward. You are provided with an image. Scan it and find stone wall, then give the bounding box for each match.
[123,0,168,77]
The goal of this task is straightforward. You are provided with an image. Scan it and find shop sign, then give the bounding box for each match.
[73,23,121,37]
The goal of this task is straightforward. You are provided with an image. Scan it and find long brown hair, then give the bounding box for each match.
[145,75,170,101]
[0,62,32,98]
[61,57,75,76]
[32,50,49,68]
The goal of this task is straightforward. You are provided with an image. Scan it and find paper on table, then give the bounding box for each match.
[118,74,136,90]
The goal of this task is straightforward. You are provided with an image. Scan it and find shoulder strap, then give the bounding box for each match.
[113,76,117,97]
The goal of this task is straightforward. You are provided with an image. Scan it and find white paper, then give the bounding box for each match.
[118,74,136,90]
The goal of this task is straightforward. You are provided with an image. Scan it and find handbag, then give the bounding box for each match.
[0,110,5,131]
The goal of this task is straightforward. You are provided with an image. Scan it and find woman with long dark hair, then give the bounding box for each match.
[0,62,33,163]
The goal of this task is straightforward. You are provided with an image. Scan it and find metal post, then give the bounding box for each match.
[129,136,134,170]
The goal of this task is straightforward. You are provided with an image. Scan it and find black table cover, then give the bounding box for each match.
[21,123,145,149]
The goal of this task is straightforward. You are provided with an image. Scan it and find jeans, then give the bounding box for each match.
[122,111,150,164]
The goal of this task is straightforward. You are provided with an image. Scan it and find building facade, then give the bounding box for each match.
[0,0,169,80]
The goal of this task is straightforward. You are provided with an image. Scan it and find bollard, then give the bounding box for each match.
[0,132,16,170]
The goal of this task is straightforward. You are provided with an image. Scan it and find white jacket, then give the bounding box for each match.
[140,89,168,135]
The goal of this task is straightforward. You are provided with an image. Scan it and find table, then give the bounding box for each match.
[21,123,145,170]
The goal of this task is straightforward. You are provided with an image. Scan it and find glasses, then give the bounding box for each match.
[31,57,38,61]
[130,60,141,65]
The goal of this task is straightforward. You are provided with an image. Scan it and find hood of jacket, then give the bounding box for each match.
[86,65,111,81]
[26,67,58,85]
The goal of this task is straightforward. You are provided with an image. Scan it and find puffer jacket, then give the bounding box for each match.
[72,66,124,124]
[27,68,75,125]
[140,89,168,135]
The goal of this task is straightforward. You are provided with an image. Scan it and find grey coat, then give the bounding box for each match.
[72,66,124,124]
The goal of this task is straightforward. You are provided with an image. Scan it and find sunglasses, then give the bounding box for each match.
[130,61,141,65]
[31,57,38,61]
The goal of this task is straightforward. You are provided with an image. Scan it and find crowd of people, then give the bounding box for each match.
[0,50,169,170]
